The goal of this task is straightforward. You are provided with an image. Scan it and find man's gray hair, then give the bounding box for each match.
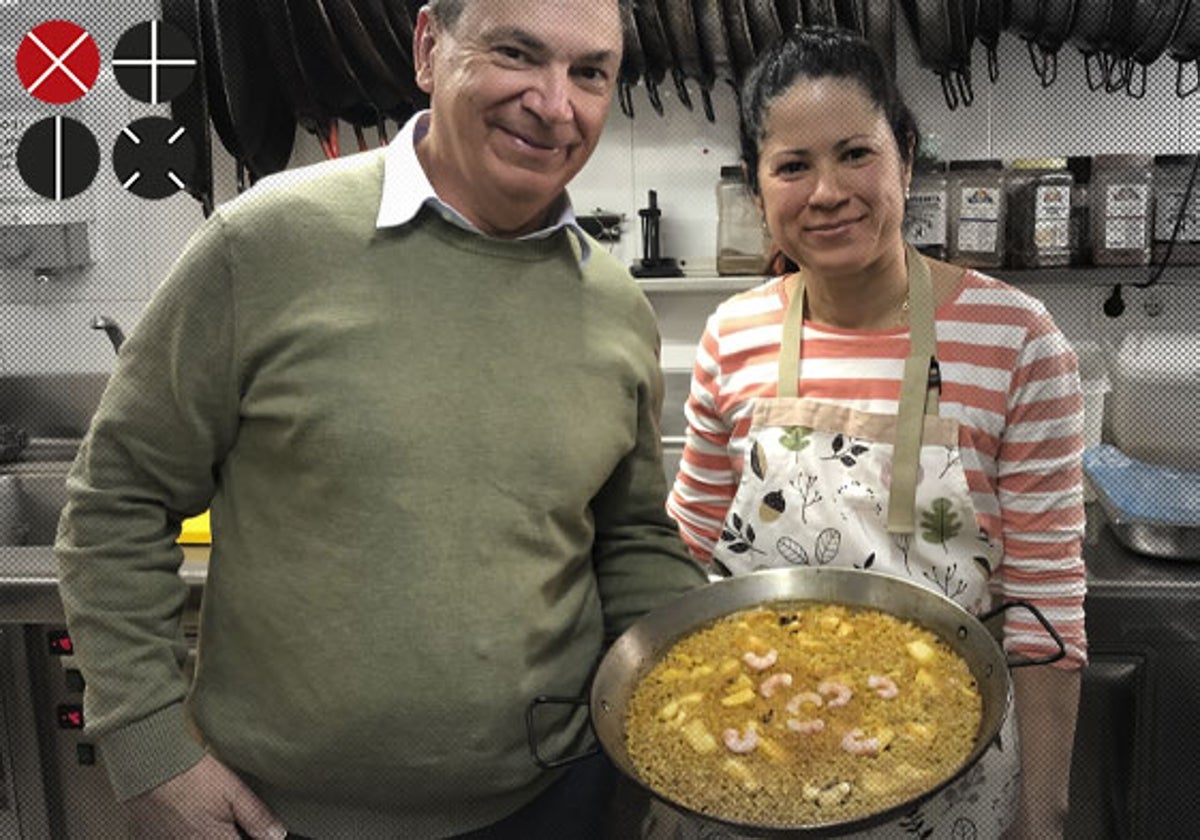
[425,0,629,32]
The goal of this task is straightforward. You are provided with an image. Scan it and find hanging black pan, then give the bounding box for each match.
[946,0,979,105]
[618,0,647,117]
[1072,0,1122,89]
[801,0,840,26]
[1168,0,1200,95]
[1123,0,1189,96]
[353,0,424,116]
[661,0,716,120]
[653,0,696,112]
[290,0,377,153]
[694,0,734,97]
[254,0,338,158]
[209,0,294,182]
[834,0,866,34]
[975,0,1008,80]
[746,0,784,53]
[1034,0,1080,86]
[632,0,670,114]
[321,0,412,142]
[198,0,263,191]
[900,0,969,108]
[722,0,759,85]
[863,0,898,77]
[775,0,802,32]
[161,0,212,216]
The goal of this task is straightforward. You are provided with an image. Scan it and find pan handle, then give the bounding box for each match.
[525,695,599,770]
[979,600,1066,668]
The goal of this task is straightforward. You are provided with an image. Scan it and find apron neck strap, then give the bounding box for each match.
[777,244,940,534]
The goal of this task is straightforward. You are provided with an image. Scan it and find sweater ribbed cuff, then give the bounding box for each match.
[98,702,207,800]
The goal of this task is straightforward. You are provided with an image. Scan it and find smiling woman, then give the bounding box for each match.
[411,0,625,237]
[664,24,1087,840]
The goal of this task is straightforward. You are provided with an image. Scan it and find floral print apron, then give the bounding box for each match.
[646,248,1019,839]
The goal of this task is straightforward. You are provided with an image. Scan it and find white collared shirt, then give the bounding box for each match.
[375,111,591,265]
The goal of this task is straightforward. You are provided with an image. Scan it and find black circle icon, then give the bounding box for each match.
[16,116,100,200]
[112,20,197,104]
[112,117,196,199]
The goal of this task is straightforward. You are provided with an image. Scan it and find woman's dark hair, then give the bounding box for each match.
[738,26,920,195]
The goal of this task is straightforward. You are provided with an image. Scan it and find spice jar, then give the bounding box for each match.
[1006,158,1073,268]
[946,159,1006,268]
[1067,156,1091,266]
[904,160,949,260]
[716,166,770,275]
[1090,154,1153,266]
[1152,154,1200,264]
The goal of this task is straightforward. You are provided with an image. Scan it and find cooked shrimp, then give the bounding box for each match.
[786,717,825,735]
[742,649,778,671]
[722,725,759,754]
[818,679,853,708]
[840,728,881,756]
[868,674,899,699]
[759,672,793,698]
[785,691,824,715]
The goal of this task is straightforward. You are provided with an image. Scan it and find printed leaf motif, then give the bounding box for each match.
[751,440,767,480]
[859,552,876,569]
[746,523,757,543]
[814,528,841,565]
[728,542,752,554]
[732,512,744,531]
[776,536,809,565]
[920,498,962,548]
[831,434,845,453]
[850,444,870,457]
[779,426,812,452]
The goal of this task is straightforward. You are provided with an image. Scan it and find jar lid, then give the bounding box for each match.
[1099,153,1152,166]
[948,158,1003,171]
[720,165,745,179]
[1153,154,1198,166]
[1011,157,1067,169]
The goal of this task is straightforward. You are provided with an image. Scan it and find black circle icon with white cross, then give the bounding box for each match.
[112,116,196,199]
[112,20,197,104]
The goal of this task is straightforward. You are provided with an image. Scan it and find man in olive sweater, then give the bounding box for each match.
[54,1,706,837]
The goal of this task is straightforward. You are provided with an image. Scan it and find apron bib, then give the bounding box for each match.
[648,248,1018,839]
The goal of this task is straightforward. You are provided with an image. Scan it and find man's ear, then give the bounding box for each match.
[413,7,438,94]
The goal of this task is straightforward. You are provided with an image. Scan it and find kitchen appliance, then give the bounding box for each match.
[1109,329,1200,471]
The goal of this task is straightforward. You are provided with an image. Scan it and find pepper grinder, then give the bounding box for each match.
[631,190,683,278]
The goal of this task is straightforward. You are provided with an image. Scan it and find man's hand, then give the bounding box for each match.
[125,753,287,839]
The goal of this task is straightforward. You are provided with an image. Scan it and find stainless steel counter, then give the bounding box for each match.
[0,546,208,624]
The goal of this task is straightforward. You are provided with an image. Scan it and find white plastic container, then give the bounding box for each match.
[1073,340,1111,501]
[1110,331,1200,471]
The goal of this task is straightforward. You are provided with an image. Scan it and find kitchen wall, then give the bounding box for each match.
[1,7,1198,384]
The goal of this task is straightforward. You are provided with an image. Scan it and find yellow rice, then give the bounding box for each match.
[625,602,982,827]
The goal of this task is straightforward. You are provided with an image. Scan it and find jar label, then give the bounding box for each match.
[1154,190,1200,241]
[1104,183,1150,218]
[1034,185,1070,249]
[1105,217,1148,250]
[959,186,1001,221]
[904,190,947,246]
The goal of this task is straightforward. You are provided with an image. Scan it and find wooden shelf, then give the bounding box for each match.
[636,265,1200,293]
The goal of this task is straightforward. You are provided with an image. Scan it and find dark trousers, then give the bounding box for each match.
[452,753,646,840]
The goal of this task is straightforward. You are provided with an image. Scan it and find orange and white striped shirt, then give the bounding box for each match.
[667,269,1087,667]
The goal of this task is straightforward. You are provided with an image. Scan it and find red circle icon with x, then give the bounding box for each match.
[15,20,101,104]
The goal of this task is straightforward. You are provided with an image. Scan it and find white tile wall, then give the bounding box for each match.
[1,6,1198,378]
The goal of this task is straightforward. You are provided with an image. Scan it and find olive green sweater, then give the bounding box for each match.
[55,151,706,838]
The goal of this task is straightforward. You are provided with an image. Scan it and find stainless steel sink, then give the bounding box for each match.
[0,469,69,547]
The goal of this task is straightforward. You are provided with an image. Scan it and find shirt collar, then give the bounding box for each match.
[376,110,591,265]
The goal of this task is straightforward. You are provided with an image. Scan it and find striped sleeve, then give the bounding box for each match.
[991,293,1088,668]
